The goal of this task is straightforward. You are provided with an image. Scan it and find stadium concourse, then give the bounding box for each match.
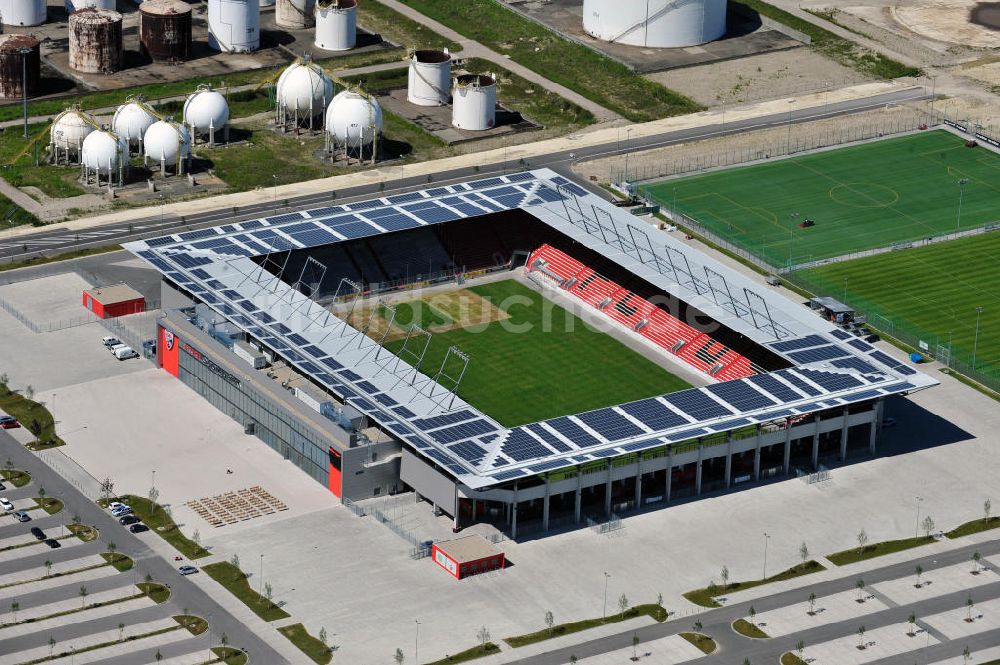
[124,169,937,539]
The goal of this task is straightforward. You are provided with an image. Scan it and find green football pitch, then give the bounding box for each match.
[640,131,1000,267]
[383,279,691,427]
[795,231,1000,380]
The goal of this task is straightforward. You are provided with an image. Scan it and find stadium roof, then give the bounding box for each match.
[125,169,938,489]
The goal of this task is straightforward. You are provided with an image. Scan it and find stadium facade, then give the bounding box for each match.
[127,169,937,538]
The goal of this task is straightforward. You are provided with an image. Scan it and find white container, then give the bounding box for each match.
[112,99,158,145]
[325,90,382,147]
[276,59,333,124]
[142,118,191,168]
[276,0,314,28]
[51,108,97,155]
[81,128,128,175]
[407,49,451,107]
[183,85,230,137]
[0,0,46,27]
[234,340,268,369]
[314,0,355,51]
[65,0,117,11]
[582,0,727,48]
[208,0,260,52]
[452,74,496,131]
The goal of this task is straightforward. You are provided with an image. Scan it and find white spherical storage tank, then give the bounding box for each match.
[65,0,117,11]
[315,0,356,51]
[407,49,451,107]
[325,90,382,148]
[142,118,191,172]
[183,85,230,144]
[582,0,727,48]
[81,128,128,184]
[112,98,158,147]
[208,0,260,53]
[276,59,333,128]
[452,74,496,131]
[0,0,46,27]
[50,108,97,162]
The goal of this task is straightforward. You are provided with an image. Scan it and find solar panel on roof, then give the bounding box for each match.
[524,424,571,453]
[663,390,734,420]
[191,268,211,280]
[747,374,803,402]
[705,381,776,411]
[829,329,852,340]
[286,333,309,345]
[529,459,570,473]
[848,339,873,352]
[272,322,292,334]
[450,202,489,217]
[179,229,218,241]
[403,204,456,224]
[776,370,822,396]
[547,416,603,448]
[373,214,421,231]
[431,420,497,444]
[832,357,877,373]
[305,206,346,218]
[770,334,827,352]
[191,238,232,250]
[500,429,554,462]
[667,428,708,441]
[146,236,176,247]
[787,345,851,364]
[575,408,644,441]
[336,222,378,239]
[393,406,416,418]
[450,441,488,463]
[505,172,536,183]
[266,212,304,225]
[492,469,526,482]
[320,357,343,371]
[356,381,379,394]
[710,418,751,431]
[302,345,326,359]
[896,365,916,376]
[470,177,504,189]
[618,399,689,431]
[240,220,264,230]
[347,200,384,211]
[412,410,475,430]
[530,188,563,203]
[492,193,525,208]
[339,369,362,382]
[374,393,397,407]
[794,368,862,391]
[869,350,900,368]
[387,192,424,204]
[256,312,275,324]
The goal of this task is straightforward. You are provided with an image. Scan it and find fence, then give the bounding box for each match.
[797,464,830,484]
[341,497,432,559]
[0,294,161,334]
[587,512,623,535]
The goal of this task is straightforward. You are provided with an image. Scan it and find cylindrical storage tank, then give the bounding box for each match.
[69,8,124,74]
[51,108,97,159]
[142,117,191,171]
[183,84,230,140]
[314,0,355,51]
[325,90,382,148]
[582,0,727,48]
[0,35,41,100]
[276,59,333,127]
[260,0,273,5]
[407,49,451,107]
[65,0,117,11]
[0,0,47,27]
[112,97,158,146]
[81,128,127,175]
[452,74,496,131]
[276,0,313,28]
[208,0,260,52]
[139,0,193,62]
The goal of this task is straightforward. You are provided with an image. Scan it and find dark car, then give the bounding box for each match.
[0,482,5,491]
[30,526,45,540]
[119,515,140,526]
[128,524,149,534]
[44,539,61,549]
[0,416,18,429]
[865,334,881,343]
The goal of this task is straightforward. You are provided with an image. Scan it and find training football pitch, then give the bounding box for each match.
[373,279,692,427]
[640,131,1000,267]
[795,232,1000,380]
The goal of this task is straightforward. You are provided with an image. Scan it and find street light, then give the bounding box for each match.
[623,128,633,183]
[272,174,278,212]
[259,553,264,597]
[602,571,611,619]
[762,532,771,580]
[973,306,984,370]
[18,46,31,140]
[914,496,923,538]
[788,213,800,269]
[956,178,969,231]
[414,619,420,665]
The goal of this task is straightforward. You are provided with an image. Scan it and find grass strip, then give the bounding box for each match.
[732,618,769,638]
[34,498,63,516]
[137,582,171,604]
[278,623,332,665]
[731,0,919,78]
[210,647,249,665]
[361,0,461,52]
[396,0,701,121]
[941,369,1000,403]
[175,614,209,636]
[67,523,98,542]
[827,536,935,566]
[106,495,210,559]
[424,642,502,665]
[504,604,668,648]
[100,552,134,573]
[946,517,1000,540]
[0,245,122,271]
[680,632,717,654]
[18,623,183,665]
[202,561,290,622]
[0,468,31,487]
[0,561,110,591]
[0,591,147,629]
[0,382,62,447]
[683,561,825,608]
[781,653,808,665]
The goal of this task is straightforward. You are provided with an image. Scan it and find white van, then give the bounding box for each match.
[113,346,138,360]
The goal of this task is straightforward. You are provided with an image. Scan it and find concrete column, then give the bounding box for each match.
[574,469,582,524]
[604,461,613,517]
[511,482,518,540]
[783,420,792,474]
[634,455,643,508]
[870,400,882,454]
[753,425,762,480]
[811,418,821,469]
[839,407,850,461]
[695,441,704,496]
[665,448,673,503]
[542,474,551,532]
[724,433,733,488]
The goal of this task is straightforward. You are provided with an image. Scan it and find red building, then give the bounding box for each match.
[432,535,505,579]
[83,284,145,319]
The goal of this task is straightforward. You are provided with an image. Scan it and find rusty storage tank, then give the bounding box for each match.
[0,35,41,99]
[139,0,192,62]
[69,8,124,74]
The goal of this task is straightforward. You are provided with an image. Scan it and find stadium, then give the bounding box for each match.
[125,168,937,539]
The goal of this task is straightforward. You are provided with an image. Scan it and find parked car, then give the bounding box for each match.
[30,526,45,540]
[111,505,132,517]
[44,538,61,548]
[0,497,13,512]
[0,482,5,491]
[108,501,127,511]
[102,336,121,348]
[113,346,139,361]
[178,565,199,575]
[119,515,140,526]
[865,334,881,343]
[128,524,149,534]
[0,415,19,429]
[13,511,29,522]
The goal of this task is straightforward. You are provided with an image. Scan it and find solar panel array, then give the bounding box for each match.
[126,168,935,489]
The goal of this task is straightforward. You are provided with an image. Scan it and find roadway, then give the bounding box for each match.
[0,87,928,262]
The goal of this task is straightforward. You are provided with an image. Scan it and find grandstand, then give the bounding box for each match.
[126,169,938,538]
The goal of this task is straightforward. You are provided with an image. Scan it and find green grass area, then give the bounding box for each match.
[941,368,1000,402]
[641,131,1000,267]
[732,618,769,638]
[202,561,290,622]
[795,231,1000,381]
[34,497,63,515]
[827,535,935,566]
[101,552,134,573]
[396,0,700,121]
[0,244,121,271]
[67,523,97,542]
[781,652,808,665]
[361,0,461,52]
[137,581,171,603]
[947,516,1000,539]
[0,467,31,487]
[683,561,825,608]
[424,642,502,665]
[211,647,249,665]
[111,495,210,559]
[278,623,332,665]
[732,0,919,78]
[175,614,209,636]
[384,280,691,426]
[504,604,668,647]
[680,633,717,654]
[0,382,62,447]
[0,123,86,200]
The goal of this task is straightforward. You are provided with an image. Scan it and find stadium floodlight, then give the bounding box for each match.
[788,212,800,270]
[957,179,969,231]
[973,306,984,370]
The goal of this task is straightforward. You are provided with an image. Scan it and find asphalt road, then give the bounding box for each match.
[0,430,291,664]
[0,87,928,261]
[507,538,1000,664]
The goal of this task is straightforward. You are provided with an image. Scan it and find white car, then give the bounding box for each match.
[102,336,121,348]
[0,498,13,512]
[108,501,127,511]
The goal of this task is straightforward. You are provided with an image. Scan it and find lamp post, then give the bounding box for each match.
[602,571,611,619]
[914,496,923,538]
[956,178,969,231]
[623,128,633,184]
[762,532,771,580]
[259,554,264,597]
[151,469,155,492]
[972,306,984,370]
[788,213,799,269]
[272,174,278,213]
[18,46,31,140]
[414,619,420,665]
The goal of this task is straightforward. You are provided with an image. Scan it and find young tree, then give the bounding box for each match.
[48,637,56,656]
[155,649,163,662]
[857,624,866,649]
[100,478,115,505]
[986,498,993,526]
[79,585,88,608]
[856,579,866,602]
[796,640,805,657]
[10,600,18,623]
[707,581,718,598]
[37,486,46,507]
[748,605,757,626]
[967,596,975,622]
[972,551,982,574]
[907,613,917,636]
[570,656,578,665]
[264,582,273,608]
[720,565,730,593]
[807,592,817,615]
[106,542,117,559]
[24,385,33,400]
[964,645,972,665]
[693,620,703,633]
[857,528,868,553]
[618,592,629,619]
[230,554,241,580]
[476,625,491,652]
[220,633,229,649]
[632,633,640,660]
[44,560,52,577]
[319,627,328,646]
[192,529,201,545]
[118,623,126,642]
[915,564,924,587]
[394,647,404,665]
[148,486,159,507]
[922,515,936,537]
[799,542,810,565]
[544,610,554,635]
